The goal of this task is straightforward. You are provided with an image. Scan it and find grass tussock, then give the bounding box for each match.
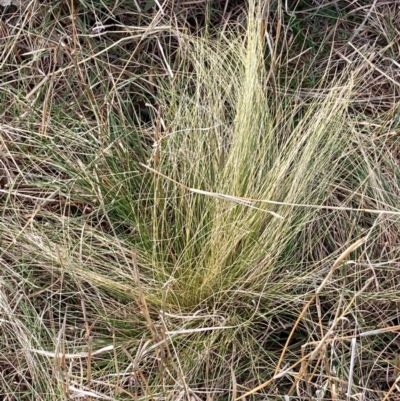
[1,0,400,400]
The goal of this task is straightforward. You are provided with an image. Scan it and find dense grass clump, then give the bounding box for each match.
[1,1,400,400]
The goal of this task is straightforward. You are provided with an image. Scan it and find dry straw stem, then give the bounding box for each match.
[140,163,400,217]
[23,344,114,360]
[287,275,376,399]
[348,42,400,89]
[347,337,357,399]
[302,324,400,344]
[236,237,367,400]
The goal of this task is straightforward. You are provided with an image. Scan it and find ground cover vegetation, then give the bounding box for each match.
[1,0,400,400]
